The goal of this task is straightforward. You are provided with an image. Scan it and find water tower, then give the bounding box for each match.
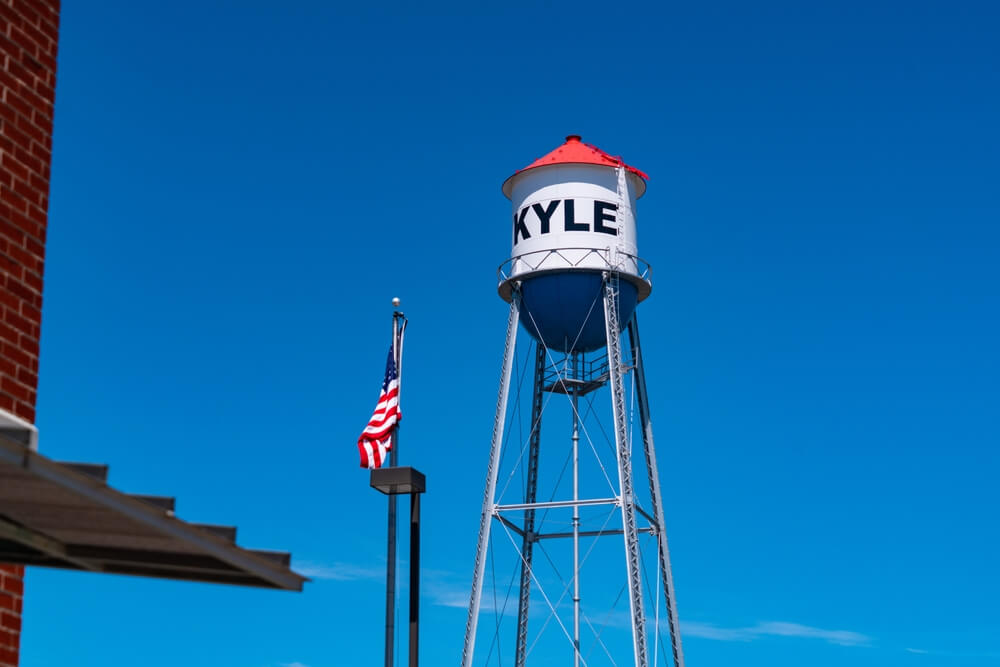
[461,136,686,667]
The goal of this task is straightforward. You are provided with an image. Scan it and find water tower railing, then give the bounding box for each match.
[539,348,636,396]
[497,248,652,285]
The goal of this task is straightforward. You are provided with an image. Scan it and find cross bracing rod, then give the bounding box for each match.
[604,272,649,667]
[535,527,655,540]
[628,315,686,667]
[495,513,525,538]
[494,497,621,512]
[491,516,657,541]
[635,503,657,528]
[491,521,658,542]
[462,291,521,667]
[515,343,546,667]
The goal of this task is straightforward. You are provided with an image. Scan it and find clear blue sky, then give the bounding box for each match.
[22,1,1000,665]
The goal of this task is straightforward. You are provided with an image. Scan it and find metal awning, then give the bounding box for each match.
[0,433,306,590]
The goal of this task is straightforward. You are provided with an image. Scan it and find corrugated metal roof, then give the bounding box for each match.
[0,433,305,590]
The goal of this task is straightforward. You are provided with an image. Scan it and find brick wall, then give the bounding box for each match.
[0,566,23,666]
[0,1,61,665]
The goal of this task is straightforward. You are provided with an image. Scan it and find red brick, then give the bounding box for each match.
[0,118,29,145]
[0,104,18,127]
[0,255,19,278]
[19,301,39,324]
[11,145,40,174]
[15,114,45,147]
[1,376,30,402]
[15,366,35,387]
[0,321,18,345]
[7,207,37,235]
[5,58,32,87]
[29,139,48,162]
[21,270,42,293]
[0,574,21,597]
[28,169,46,193]
[11,3,40,30]
[16,333,38,357]
[0,613,19,634]
[0,65,22,93]
[0,4,25,28]
[0,152,28,183]
[4,277,39,306]
[0,218,24,245]
[23,235,43,258]
[0,646,19,664]
[6,244,41,274]
[0,185,26,213]
[15,401,34,423]
[37,16,59,43]
[2,342,32,369]
[21,22,51,55]
[7,27,38,60]
[36,47,55,74]
[4,309,32,336]
[16,86,51,123]
[0,393,13,413]
[10,177,38,205]
[0,594,12,613]
[25,201,47,227]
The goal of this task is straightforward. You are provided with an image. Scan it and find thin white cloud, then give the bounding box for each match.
[681,620,870,647]
[902,647,1000,659]
[429,577,869,650]
[429,587,472,609]
[424,573,522,616]
[755,621,870,646]
[427,582,515,615]
[679,621,755,642]
[427,571,870,650]
[293,560,384,581]
[280,663,310,667]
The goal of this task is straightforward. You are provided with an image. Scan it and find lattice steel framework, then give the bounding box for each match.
[460,274,686,667]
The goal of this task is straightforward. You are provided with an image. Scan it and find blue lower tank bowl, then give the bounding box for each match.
[517,271,638,353]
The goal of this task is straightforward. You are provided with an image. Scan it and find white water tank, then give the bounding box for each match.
[498,135,652,352]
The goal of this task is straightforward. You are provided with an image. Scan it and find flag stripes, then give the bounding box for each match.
[358,346,401,469]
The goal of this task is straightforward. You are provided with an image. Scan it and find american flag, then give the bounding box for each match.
[357,346,401,469]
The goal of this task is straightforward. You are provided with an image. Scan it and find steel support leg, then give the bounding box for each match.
[514,343,546,667]
[604,274,649,667]
[628,315,685,667]
[462,291,521,667]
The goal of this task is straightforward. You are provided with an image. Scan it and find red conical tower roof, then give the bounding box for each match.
[502,135,649,198]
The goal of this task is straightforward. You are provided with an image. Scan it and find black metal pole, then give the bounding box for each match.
[409,491,420,667]
[384,490,397,667]
[384,312,402,667]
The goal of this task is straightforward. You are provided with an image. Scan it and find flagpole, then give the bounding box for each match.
[384,298,407,667]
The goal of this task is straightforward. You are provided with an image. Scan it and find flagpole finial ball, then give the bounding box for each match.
[392,297,401,307]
